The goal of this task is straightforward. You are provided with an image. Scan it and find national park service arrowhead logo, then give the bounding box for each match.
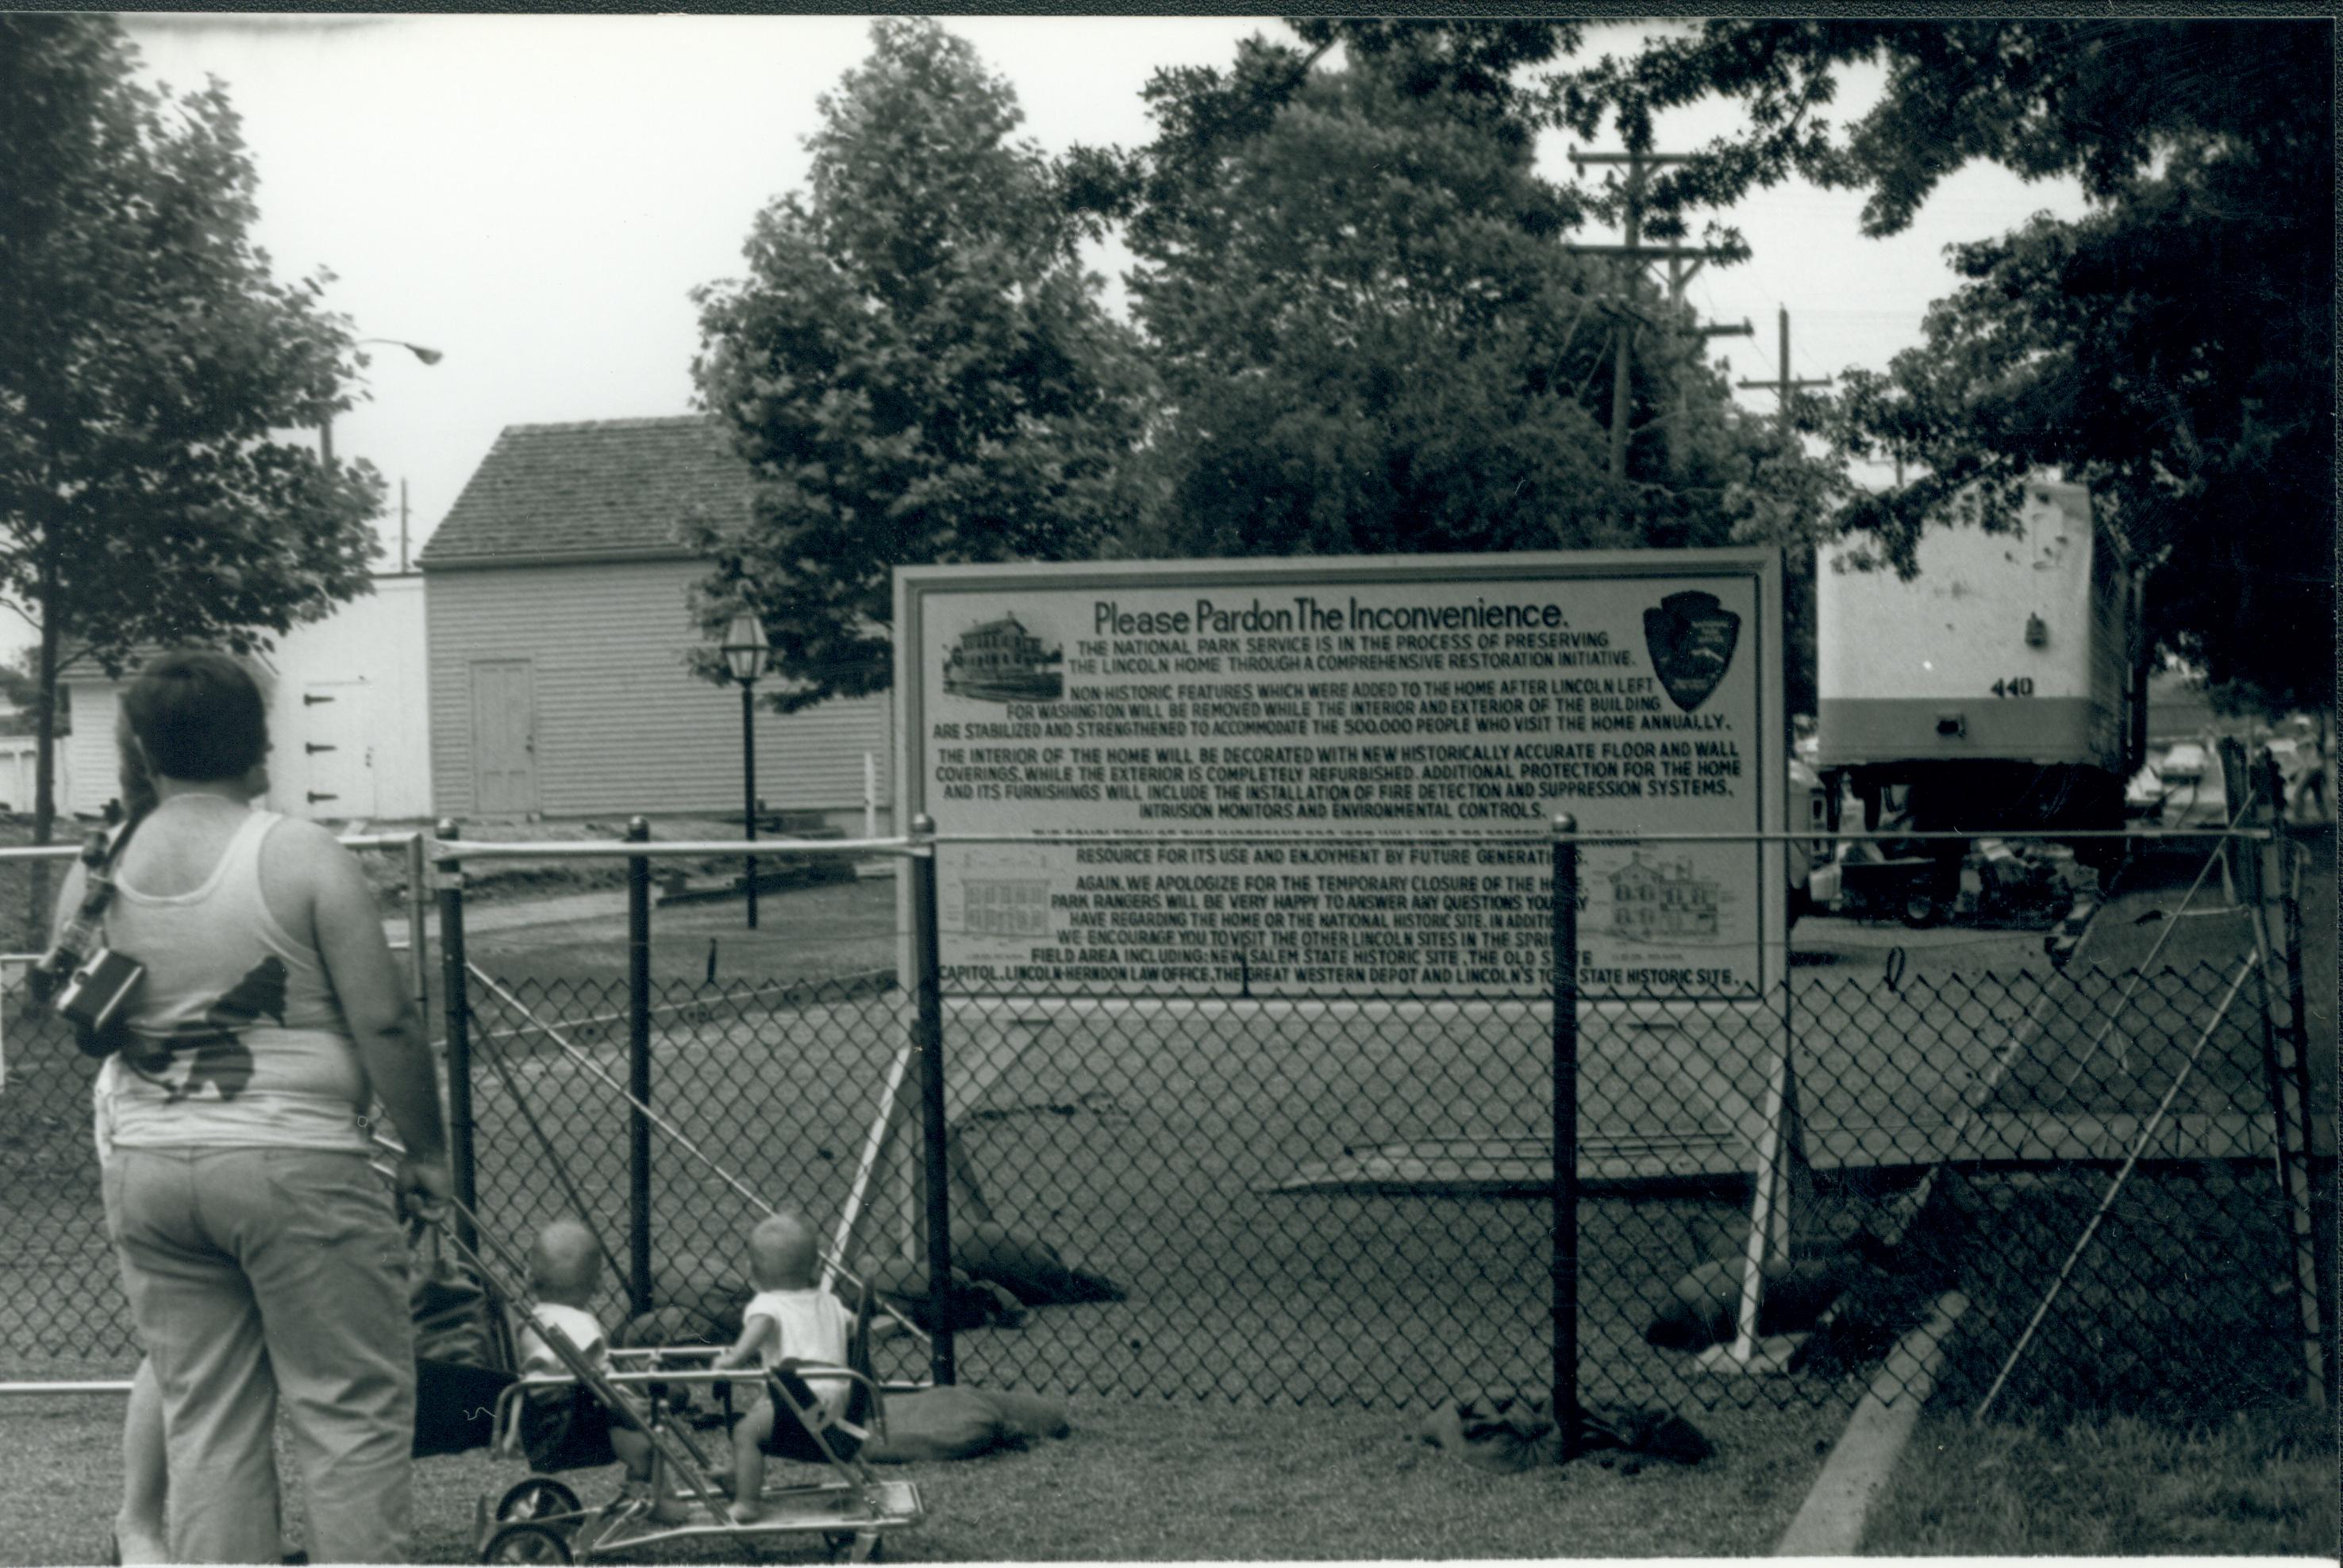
[1642,590,1741,713]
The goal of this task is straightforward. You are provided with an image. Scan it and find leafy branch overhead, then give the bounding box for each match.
[687,17,1148,713]
[690,17,2322,717]
[1556,20,2331,706]
[1081,23,1833,549]
[0,13,386,881]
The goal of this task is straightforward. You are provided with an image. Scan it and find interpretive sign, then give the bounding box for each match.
[895,551,1787,998]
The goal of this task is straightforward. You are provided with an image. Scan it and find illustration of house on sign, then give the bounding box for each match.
[1610,853,1721,941]
[943,612,1064,703]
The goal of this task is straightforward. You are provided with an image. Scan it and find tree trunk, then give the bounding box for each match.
[25,544,61,943]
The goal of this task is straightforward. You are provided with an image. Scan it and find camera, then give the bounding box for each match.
[54,947,146,1051]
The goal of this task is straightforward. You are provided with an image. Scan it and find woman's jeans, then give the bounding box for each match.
[105,1147,415,1564]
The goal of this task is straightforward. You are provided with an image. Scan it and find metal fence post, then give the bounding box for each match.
[909,813,955,1385]
[2274,813,2330,1405]
[1551,813,1579,1458]
[627,817,654,1320]
[2218,737,2255,905]
[434,820,475,1255]
[404,831,431,1022]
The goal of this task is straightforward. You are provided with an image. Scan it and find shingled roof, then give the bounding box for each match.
[419,415,752,570]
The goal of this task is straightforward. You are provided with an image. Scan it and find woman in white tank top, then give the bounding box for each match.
[69,652,451,1566]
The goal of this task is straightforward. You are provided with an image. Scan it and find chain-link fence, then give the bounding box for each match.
[903,834,2328,1422]
[427,820,2332,1429]
[456,967,909,1344]
[5,821,2329,1439]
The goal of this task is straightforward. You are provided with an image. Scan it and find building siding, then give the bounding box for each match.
[270,577,433,820]
[0,736,70,817]
[426,559,893,821]
[55,579,433,822]
[61,684,120,817]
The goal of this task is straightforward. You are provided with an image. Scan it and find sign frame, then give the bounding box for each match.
[894,548,1788,1001]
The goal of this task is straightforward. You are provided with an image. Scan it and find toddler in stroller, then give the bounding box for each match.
[459,1201,921,1565]
[507,1217,683,1523]
[710,1210,860,1524]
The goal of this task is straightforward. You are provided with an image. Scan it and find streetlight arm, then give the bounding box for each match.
[353,337,444,366]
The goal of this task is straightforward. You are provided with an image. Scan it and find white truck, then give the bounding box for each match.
[1812,478,2149,921]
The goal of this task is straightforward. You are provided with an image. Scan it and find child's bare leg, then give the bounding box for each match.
[115,1359,168,1564]
[610,1428,690,1524]
[727,1406,773,1525]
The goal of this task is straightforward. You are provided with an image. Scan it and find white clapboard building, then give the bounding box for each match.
[417,416,891,829]
[54,574,433,823]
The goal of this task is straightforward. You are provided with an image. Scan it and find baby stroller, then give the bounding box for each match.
[398,1186,923,1565]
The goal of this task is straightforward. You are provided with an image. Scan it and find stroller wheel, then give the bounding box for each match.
[826,1530,883,1562]
[482,1523,572,1566]
[1897,890,1946,928]
[494,1478,583,1528]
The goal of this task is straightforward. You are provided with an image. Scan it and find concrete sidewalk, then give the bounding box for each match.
[383,857,894,951]
[1776,1292,1970,1555]
[384,886,629,949]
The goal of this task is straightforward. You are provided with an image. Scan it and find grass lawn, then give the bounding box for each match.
[1852,828,2340,1556]
[0,1374,1848,1564]
[1862,1400,2338,1555]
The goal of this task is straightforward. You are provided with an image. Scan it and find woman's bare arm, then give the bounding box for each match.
[290,823,450,1200]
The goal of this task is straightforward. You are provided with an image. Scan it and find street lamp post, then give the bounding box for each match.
[321,337,443,464]
[721,612,771,929]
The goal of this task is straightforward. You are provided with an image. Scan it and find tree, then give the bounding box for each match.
[1068,21,1845,709]
[1559,21,2333,710]
[2,14,384,916]
[686,17,1148,711]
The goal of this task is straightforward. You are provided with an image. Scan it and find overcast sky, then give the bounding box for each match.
[53,13,2085,664]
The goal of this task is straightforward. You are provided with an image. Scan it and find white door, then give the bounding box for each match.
[298,680,377,820]
[469,659,538,816]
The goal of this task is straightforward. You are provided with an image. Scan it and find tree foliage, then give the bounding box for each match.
[687,18,1148,711]
[1068,21,1844,709]
[0,14,385,861]
[1561,20,2333,709]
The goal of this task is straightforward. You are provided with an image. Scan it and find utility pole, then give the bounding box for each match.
[1737,306,1832,440]
[1666,317,1755,478]
[1642,175,1753,478]
[1564,148,1730,484]
[398,478,411,575]
[1664,255,1702,308]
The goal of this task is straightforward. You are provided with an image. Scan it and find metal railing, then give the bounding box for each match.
[0,829,431,1018]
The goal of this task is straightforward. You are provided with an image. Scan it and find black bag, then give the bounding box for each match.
[408,1232,517,1458]
[31,824,147,1059]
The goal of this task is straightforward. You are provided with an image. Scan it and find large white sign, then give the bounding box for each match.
[896,551,1786,998]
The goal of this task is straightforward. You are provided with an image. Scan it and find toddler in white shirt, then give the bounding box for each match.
[712,1209,857,1524]
[513,1217,683,1522]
